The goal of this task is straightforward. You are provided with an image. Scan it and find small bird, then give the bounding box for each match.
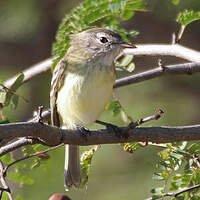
[50,28,136,190]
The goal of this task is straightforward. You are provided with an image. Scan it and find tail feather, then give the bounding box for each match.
[64,145,81,190]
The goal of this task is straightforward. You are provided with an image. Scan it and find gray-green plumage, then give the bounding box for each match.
[50,28,136,190]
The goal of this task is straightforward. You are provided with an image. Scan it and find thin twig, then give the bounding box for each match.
[124,109,164,134]
[146,184,200,200]
[1,58,53,91]
[114,62,200,88]
[0,138,39,157]
[16,61,200,125]
[3,144,64,176]
[28,109,51,123]
[0,84,29,103]
[0,160,13,200]
[1,43,200,92]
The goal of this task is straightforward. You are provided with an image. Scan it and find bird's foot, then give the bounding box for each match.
[95,120,124,138]
[75,125,90,140]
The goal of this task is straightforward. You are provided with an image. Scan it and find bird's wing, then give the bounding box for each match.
[50,59,67,127]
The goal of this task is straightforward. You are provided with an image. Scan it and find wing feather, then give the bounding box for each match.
[50,59,67,127]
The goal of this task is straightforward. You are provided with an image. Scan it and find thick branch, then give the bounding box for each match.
[0,122,200,152]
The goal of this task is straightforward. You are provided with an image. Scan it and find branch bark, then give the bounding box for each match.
[123,44,200,62]
[0,122,200,157]
[0,161,13,200]
[114,62,200,88]
[1,58,53,90]
[146,184,200,200]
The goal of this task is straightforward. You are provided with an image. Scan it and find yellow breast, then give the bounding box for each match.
[57,64,115,127]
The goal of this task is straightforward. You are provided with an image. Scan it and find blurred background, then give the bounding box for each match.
[0,0,200,199]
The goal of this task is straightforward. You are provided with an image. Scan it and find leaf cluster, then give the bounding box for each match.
[52,0,145,68]
[0,74,24,111]
[151,142,200,199]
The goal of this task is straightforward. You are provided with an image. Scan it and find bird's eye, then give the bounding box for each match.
[100,37,108,43]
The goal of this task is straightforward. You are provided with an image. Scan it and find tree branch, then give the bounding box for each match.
[3,144,64,176]
[0,161,13,200]
[1,58,53,90]
[114,62,200,88]
[146,184,200,200]
[0,138,38,157]
[14,61,200,125]
[0,121,200,157]
[1,44,200,91]
[123,44,200,62]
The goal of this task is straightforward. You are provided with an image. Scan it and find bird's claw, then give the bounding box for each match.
[76,125,90,140]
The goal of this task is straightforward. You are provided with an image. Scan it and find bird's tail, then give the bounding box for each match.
[64,144,81,190]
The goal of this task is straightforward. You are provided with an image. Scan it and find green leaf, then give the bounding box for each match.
[1,154,12,165]
[152,173,165,180]
[10,73,24,91]
[176,10,200,26]
[121,10,135,20]
[172,0,180,5]
[9,171,34,185]
[174,196,185,200]
[106,100,121,116]
[150,195,163,200]
[80,145,99,188]
[151,187,164,194]
[187,143,200,154]
[126,62,135,72]
[52,0,145,67]
[3,73,24,107]
[161,171,169,180]
[0,89,7,104]
[170,152,184,160]
[2,193,9,200]
[31,159,41,169]
[123,142,140,153]
[10,94,19,109]
[115,55,135,72]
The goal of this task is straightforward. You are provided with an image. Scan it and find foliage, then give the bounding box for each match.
[172,0,180,6]
[52,0,145,68]
[176,10,200,26]
[80,145,99,187]
[151,142,200,199]
[115,55,136,72]
[0,73,24,110]
[1,0,200,199]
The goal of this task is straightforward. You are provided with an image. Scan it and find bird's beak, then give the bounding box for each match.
[120,43,137,48]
